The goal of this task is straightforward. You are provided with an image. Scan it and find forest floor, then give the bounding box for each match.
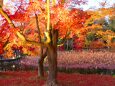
[0,71,115,86]
[21,50,115,69]
[0,50,115,86]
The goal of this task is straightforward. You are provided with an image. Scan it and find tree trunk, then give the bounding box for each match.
[45,29,58,86]
[46,46,57,86]
[0,0,3,6]
[35,13,46,78]
[38,47,47,78]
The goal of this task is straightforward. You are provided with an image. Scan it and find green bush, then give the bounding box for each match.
[111,37,115,43]
[86,32,97,41]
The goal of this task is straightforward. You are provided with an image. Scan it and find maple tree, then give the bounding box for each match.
[0,0,114,85]
[0,0,91,85]
[76,6,115,49]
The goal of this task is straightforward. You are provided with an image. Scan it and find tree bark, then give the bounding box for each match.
[38,47,47,78]
[35,13,47,78]
[0,0,3,6]
[46,46,57,86]
[45,29,58,86]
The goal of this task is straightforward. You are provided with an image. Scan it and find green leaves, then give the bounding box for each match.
[86,32,97,41]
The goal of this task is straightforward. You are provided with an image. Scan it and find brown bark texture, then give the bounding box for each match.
[43,29,58,86]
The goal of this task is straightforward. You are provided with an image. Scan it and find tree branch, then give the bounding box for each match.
[25,39,47,47]
[0,7,15,27]
[35,13,42,42]
[0,7,26,41]
[0,6,50,47]
[46,0,50,31]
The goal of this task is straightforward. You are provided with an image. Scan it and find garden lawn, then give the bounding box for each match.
[0,71,115,86]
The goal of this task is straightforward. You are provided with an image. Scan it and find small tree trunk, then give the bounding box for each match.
[38,47,44,78]
[0,0,3,7]
[35,13,47,78]
[38,47,47,78]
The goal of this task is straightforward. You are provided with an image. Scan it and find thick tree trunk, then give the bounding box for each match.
[45,29,58,86]
[46,46,57,86]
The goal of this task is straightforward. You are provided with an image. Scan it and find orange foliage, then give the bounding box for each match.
[51,6,90,38]
[89,41,105,49]
[110,43,115,48]
[2,0,90,57]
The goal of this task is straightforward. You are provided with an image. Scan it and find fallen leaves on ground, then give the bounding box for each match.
[0,71,115,86]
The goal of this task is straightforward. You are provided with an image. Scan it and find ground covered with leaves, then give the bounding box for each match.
[0,71,115,86]
[21,50,115,69]
[1,50,115,86]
